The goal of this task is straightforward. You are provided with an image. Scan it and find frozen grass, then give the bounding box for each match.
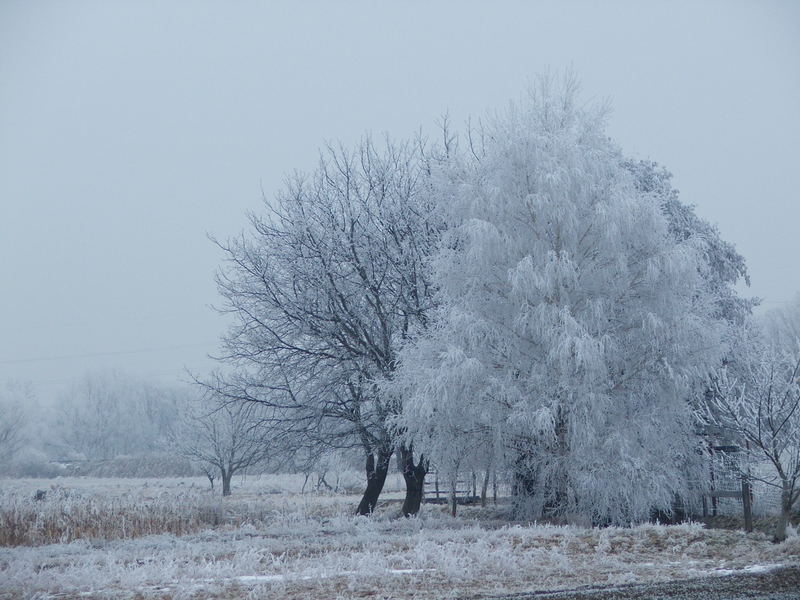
[0,476,798,599]
[0,473,404,547]
[0,487,221,546]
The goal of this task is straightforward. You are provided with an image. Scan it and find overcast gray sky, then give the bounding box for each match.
[1,0,798,400]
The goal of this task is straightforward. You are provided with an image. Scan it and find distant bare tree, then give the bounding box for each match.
[0,399,26,467]
[56,371,180,461]
[763,294,800,352]
[173,394,270,496]
[0,381,35,470]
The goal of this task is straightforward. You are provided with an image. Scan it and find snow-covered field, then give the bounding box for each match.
[1,476,798,599]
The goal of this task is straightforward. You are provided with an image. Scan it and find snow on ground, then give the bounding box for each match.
[0,476,797,599]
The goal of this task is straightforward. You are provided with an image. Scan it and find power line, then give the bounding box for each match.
[0,343,217,365]
[2,307,222,336]
[15,368,193,388]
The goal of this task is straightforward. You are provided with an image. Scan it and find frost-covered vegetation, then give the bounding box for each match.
[0,474,394,547]
[1,477,798,599]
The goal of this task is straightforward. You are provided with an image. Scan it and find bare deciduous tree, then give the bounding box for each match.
[0,398,26,467]
[172,395,270,496]
[703,328,800,542]
[209,136,440,514]
[56,371,179,461]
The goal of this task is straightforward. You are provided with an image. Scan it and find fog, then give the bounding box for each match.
[1,0,798,400]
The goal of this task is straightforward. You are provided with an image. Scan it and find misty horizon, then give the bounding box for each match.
[2,1,798,401]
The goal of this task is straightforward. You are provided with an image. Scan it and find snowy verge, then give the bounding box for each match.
[4,511,798,599]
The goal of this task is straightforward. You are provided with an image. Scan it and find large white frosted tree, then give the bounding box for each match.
[395,78,726,525]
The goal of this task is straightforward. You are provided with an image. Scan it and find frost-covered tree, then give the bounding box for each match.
[702,308,800,542]
[763,293,800,352]
[210,137,439,515]
[171,393,269,496]
[56,371,179,460]
[0,382,29,468]
[394,76,726,525]
[623,159,756,325]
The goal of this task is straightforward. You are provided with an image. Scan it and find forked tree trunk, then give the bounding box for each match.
[399,444,427,517]
[774,484,793,543]
[356,449,392,516]
[221,469,233,497]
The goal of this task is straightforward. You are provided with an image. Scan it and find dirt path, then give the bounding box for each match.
[484,566,800,600]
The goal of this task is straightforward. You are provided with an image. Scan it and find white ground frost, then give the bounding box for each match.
[1,476,797,599]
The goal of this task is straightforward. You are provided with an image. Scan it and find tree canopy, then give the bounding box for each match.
[392,77,738,524]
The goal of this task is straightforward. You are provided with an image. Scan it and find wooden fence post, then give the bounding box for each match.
[741,476,753,533]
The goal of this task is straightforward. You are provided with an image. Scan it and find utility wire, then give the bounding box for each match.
[0,343,216,365]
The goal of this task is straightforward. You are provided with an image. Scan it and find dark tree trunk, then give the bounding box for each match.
[449,473,458,517]
[552,404,571,515]
[221,469,232,497]
[512,453,537,498]
[399,444,427,517]
[481,469,490,507]
[774,484,792,543]
[356,448,392,515]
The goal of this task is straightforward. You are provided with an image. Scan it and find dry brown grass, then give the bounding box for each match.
[0,487,240,546]
[0,477,364,548]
